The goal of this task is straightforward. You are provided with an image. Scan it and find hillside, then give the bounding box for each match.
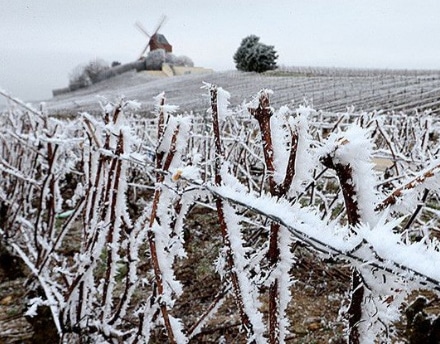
[43,67,440,116]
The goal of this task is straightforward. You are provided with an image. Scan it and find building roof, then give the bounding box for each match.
[153,33,170,45]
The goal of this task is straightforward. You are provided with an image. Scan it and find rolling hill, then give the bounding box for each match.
[43,67,440,116]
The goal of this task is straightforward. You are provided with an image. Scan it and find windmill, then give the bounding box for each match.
[135,15,172,59]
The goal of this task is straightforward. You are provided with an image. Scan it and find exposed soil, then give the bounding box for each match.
[0,247,32,344]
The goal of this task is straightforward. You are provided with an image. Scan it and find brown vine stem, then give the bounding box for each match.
[279,126,298,196]
[248,90,298,344]
[210,85,256,342]
[187,283,231,338]
[320,156,360,225]
[101,131,124,319]
[145,96,181,344]
[34,128,59,267]
[320,142,363,344]
[249,91,279,344]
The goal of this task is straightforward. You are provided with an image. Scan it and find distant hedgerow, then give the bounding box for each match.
[69,58,110,90]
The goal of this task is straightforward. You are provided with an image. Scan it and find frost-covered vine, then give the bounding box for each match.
[1,85,440,343]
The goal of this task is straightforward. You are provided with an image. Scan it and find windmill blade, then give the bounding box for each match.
[135,21,151,38]
[152,15,167,36]
[139,41,151,59]
[135,15,167,59]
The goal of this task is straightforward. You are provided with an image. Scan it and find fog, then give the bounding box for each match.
[1,0,440,106]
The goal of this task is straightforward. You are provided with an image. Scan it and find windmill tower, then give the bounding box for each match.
[135,15,172,59]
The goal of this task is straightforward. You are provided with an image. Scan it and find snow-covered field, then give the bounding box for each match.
[42,67,440,116]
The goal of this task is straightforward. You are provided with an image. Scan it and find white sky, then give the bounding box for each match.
[1,0,440,104]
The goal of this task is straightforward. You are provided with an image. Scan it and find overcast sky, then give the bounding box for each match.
[1,0,440,104]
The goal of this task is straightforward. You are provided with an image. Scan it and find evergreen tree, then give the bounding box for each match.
[233,35,278,73]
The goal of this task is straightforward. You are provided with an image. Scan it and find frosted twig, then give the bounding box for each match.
[375,162,440,212]
[0,89,40,116]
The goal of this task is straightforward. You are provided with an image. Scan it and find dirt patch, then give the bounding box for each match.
[0,278,32,344]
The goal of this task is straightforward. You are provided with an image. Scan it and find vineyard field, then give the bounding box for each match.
[42,66,440,116]
[2,68,440,343]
